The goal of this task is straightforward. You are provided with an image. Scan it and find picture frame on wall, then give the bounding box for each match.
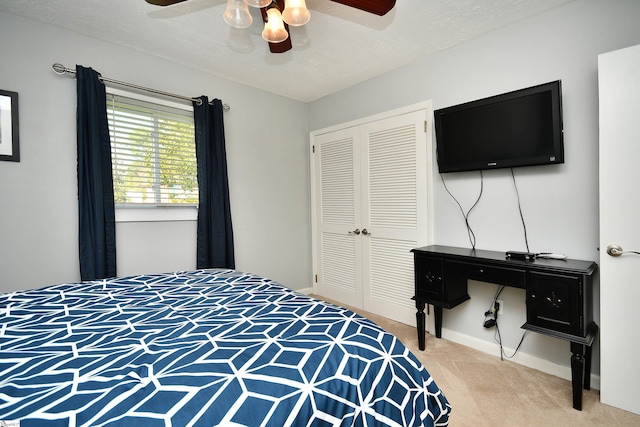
[0,89,20,162]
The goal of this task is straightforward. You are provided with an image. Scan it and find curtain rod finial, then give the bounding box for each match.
[52,63,69,75]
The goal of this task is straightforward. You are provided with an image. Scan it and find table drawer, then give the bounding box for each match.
[446,260,526,288]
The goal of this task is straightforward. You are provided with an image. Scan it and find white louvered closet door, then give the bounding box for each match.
[313,127,363,308]
[361,111,429,325]
[312,107,431,326]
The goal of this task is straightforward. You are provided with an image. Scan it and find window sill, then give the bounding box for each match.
[115,205,198,223]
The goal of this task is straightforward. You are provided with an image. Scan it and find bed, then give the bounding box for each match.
[0,269,450,426]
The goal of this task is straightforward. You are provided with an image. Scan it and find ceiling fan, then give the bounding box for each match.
[145,0,396,53]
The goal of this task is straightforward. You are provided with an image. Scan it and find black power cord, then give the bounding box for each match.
[483,285,504,329]
[495,324,529,362]
[441,171,484,249]
[482,285,529,361]
[511,168,530,253]
[510,169,568,260]
[442,169,544,359]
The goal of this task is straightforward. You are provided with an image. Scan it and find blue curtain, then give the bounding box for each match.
[193,97,235,269]
[76,66,117,281]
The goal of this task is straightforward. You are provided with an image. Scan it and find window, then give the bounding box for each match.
[106,90,197,206]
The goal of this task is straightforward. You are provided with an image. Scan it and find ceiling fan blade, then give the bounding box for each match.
[145,0,187,6]
[329,0,395,16]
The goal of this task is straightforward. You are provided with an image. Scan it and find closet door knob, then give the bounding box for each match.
[362,229,371,236]
[348,229,361,235]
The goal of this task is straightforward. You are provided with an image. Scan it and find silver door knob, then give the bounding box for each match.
[348,229,361,235]
[606,244,640,257]
[607,244,623,257]
[361,228,371,236]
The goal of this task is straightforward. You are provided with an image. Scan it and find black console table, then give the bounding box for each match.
[411,245,598,410]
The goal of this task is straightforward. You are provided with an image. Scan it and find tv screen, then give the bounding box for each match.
[434,81,564,173]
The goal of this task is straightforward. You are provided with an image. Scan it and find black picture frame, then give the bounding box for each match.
[0,89,20,162]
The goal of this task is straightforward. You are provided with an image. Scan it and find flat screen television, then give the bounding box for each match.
[434,80,564,173]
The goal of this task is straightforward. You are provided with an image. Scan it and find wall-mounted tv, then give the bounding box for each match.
[434,80,564,173]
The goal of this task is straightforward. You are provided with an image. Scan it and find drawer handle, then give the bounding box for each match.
[547,292,562,308]
[424,273,442,283]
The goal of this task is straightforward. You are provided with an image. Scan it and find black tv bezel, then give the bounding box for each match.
[434,80,564,173]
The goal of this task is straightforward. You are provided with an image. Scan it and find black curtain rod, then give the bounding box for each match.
[52,63,230,111]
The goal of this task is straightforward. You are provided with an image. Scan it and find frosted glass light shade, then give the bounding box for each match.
[244,0,271,8]
[223,0,253,28]
[282,0,310,26]
[262,8,289,43]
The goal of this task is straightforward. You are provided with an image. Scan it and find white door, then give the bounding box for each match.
[313,127,363,307]
[360,113,430,324]
[311,105,433,326]
[598,44,640,415]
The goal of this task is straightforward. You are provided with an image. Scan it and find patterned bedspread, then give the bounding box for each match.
[0,270,450,426]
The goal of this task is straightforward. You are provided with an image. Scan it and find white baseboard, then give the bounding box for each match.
[296,287,314,295]
[441,328,600,390]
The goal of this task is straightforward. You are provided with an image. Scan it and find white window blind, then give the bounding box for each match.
[106,93,197,205]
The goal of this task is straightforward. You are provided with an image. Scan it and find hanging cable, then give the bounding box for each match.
[483,285,504,329]
[489,285,504,313]
[52,63,230,111]
[441,171,484,249]
[510,168,530,252]
[495,324,530,361]
[484,285,529,361]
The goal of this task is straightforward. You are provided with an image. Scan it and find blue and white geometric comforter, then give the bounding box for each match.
[0,270,450,426]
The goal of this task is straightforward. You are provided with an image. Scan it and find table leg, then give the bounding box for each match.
[583,324,597,390]
[570,341,585,411]
[434,306,443,338]
[416,301,426,350]
[584,343,592,390]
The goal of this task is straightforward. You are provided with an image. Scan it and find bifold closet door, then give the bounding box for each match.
[360,111,429,325]
[313,108,430,326]
[313,127,363,308]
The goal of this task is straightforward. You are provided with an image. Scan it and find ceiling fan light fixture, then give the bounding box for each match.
[282,0,310,26]
[223,0,253,28]
[244,0,271,8]
[262,7,289,43]
[147,0,396,54]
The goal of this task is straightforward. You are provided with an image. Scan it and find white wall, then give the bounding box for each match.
[309,0,640,380]
[0,11,311,292]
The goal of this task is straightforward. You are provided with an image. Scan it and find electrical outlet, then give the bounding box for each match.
[495,299,504,316]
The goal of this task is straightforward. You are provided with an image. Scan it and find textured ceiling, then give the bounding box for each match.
[0,0,574,102]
